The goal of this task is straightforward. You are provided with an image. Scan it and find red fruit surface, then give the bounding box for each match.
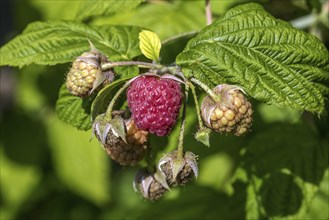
[127,75,182,136]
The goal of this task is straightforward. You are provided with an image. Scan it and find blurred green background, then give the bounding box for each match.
[1,0,328,219]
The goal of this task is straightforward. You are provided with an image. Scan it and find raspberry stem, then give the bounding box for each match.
[205,0,213,25]
[101,61,163,71]
[105,81,132,120]
[188,81,206,129]
[190,78,221,103]
[177,84,189,158]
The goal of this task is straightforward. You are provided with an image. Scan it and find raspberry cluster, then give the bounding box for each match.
[68,46,254,202]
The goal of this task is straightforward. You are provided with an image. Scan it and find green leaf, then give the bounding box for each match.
[91,77,133,120]
[160,31,198,65]
[176,3,329,113]
[0,21,142,68]
[30,0,81,20]
[260,172,303,216]
[91,0,205,40]
[245,124,328,184]
[305,0,321,12]
[305,169,329,219]
[243,123,328,218]
[56,84,94,131]
[75,0,144,21]
[139,30,161,61]
[0,148,41,220]
[47,116,110,205]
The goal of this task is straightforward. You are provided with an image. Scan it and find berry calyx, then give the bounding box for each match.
[93,115,148,166]
[105,119,148,166]
[201,84,253,136]
[127,74,183,136]
[158,150,198,186]
[133,170,168,201]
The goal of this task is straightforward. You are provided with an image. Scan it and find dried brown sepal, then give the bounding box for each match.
[158,150,198,187]
[133,170,168,201]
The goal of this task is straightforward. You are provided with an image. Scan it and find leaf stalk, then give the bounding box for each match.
[104,81,132,120]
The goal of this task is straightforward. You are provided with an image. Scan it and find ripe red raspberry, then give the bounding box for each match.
[127,75,183,136]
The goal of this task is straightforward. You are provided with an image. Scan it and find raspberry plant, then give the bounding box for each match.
[1,0,328,219]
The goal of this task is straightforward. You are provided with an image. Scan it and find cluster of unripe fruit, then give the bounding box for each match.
[66,48,253,200]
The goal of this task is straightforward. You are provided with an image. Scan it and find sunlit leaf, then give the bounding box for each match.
[0,21,142,67]
[176,3,329,113]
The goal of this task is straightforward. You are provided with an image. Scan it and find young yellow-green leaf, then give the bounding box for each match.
[139,30,161,61]
[176,3,329,114]
[0,21,142,68]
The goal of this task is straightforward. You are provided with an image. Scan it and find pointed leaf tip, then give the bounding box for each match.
[195,128,211,147]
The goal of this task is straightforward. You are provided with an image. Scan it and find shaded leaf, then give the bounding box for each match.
[242,123,328,219]
[176,3,329,113]
[47,116,110,205]
[260,172,303,216]
[305,169,329,219]
[245,124,328,184]
[160,31,198,65]
[0,149,41,220]
[91,77,133,120]
[56,84,94,131]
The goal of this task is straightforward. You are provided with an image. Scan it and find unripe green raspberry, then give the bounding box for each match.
[66,51,101,96]
[201,84,253,136]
